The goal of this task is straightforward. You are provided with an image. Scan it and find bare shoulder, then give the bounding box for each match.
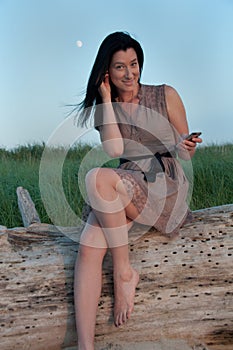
[164,85,183,104]
[164,85,185,114]
[164,84,188,134]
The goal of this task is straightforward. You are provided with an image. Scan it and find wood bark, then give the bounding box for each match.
[0,205,233,350]
[16,186,41,227]
[0,225,7,234]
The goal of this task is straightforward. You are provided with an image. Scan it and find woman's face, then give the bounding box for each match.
[109,48,140,94]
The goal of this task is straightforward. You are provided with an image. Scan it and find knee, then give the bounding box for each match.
[85,167,115,195]
[78,241,107,261]
[85,167,100,193]
[85,168,102,201]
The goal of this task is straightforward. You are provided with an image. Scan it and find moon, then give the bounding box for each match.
[76,40,83,48]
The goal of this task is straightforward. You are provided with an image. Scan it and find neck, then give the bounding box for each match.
[117,84,139,103]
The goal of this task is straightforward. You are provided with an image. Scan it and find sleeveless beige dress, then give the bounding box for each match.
[86,84,191,236]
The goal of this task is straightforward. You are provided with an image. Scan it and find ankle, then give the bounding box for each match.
[78,342,94,350]
[114,265,134,282]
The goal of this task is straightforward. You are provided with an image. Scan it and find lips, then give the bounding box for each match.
[122,80,134,86]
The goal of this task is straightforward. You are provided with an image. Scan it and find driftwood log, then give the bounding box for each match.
[16,187,41,227]
[0,187,233,349]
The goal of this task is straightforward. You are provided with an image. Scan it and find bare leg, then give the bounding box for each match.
[85,168,140,327]
[111,245,139,327]
[74,212,107,350]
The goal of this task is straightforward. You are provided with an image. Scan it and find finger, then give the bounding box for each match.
[182,140,196,152]
[193,137,203,144]
[186,137,202,144]
[183,140,194,147]
[98,81,105,93]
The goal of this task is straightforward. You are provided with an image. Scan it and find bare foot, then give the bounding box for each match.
[113,267,139,327]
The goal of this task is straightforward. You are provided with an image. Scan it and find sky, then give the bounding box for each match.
[1,0,233,149]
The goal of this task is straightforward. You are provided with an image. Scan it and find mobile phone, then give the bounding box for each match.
[185,132,202,141]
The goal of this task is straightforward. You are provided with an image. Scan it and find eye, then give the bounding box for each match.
[131,61,138,67]
[115,64,125,70]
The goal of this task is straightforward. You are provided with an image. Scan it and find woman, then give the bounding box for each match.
[74,31,202,349]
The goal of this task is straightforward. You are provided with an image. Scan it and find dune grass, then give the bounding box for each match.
[0,142,232,228]
[191,143,233,209]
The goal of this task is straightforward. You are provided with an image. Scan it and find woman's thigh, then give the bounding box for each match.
[85,167,141,221]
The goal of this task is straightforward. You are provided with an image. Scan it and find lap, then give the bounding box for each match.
[84,167,141,222]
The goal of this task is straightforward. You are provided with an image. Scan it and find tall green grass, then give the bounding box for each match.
[190,143,233,209]
[0,143,232,228]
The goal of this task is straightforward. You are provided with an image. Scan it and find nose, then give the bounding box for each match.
[125,66,133,79]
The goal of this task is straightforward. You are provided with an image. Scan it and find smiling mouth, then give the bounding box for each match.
[123,80,134,85]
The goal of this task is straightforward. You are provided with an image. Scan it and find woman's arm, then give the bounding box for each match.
[165,85,202,159]
[97,74,124,158]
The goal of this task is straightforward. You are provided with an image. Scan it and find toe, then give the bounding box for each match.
[114,312,121,327]
[114,314,118,327]
[122,310,127,324]
[127,304,133,319]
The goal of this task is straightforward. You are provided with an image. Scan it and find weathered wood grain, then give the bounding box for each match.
[0,205,233,350]
[16,186,41,227]
[0,225,7,234]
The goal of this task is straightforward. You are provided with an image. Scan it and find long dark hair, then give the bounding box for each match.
[77,31,144,127]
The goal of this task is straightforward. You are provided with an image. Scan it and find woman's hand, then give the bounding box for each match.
[177,135,203,159]
[97,73,124,157]
[182,136,203,152]
[98,73,111,103]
